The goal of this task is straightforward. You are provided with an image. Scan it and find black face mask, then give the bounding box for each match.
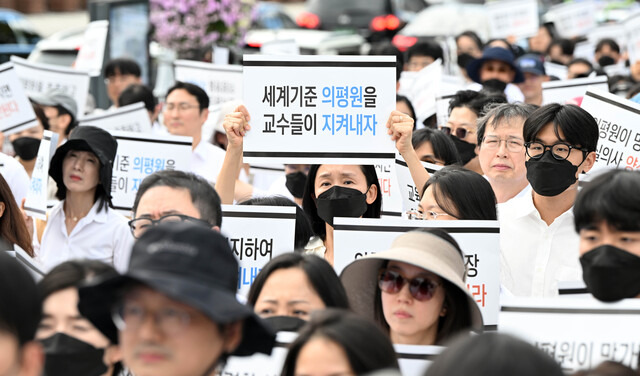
[580,245,640,302]
[457,53,475,70]
[263,316,306,332]
[481,78,508,93]
[525,151,578,196]
[450,135,476,165]
[597,55,616,67]
[11,137,40,160]
[549,59,566,66]
[316,186,369,227]
[285,172,307,199]
[40,332,108,376]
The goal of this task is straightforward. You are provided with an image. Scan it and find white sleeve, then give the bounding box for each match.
[111,215,135,273]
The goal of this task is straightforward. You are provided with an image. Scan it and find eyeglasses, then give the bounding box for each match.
[524,141,588,161]
[112,302,192,335]
[441,126,474,139]
[128,214,211,239]
[378,269,442,301]
[482,136,525,153]
[406,210,457,220]
[163,103,201,112]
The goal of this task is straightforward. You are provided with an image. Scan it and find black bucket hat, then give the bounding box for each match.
[77,222,276,356]
[467,46,525,84]
[49,126,118,205]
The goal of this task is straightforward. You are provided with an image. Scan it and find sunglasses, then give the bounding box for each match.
[441,126,471,139]
[378,269,442,301]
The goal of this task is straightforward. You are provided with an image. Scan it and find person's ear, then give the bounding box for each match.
[0,202,5,218]
[580,151,596,174]
[212,225,220,232]
[58,113,72,130]
[20,341,44,376]
[365,184,378,205]
[222,321,243,354]
[103,344,123,368]
[199,107,209,123]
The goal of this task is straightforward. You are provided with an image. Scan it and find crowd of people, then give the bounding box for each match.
[0,11,639,376]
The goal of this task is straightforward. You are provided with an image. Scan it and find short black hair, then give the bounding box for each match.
[568,58,593,71]
[104,58,141,78]
[476,103,537,145]
[247,253,349,309]
[425,332,563,376]
[396,94,416,120]
[32,102,50,130]
[448,90,506,117]
[523,103,599,153]
[574,169,640,233]
[0,252,41,346]
[239,196,313,250]
[407,41,444,63]
[117,83,157,113]
[54,105,77,135]
[422,165,497,220]
[166,81,209,111]
[411,128,461,165]
[133,170,222,227]
[547,38,575,56]
[281,309,399,376]
[595,38,621,54]
[456,30,483,51]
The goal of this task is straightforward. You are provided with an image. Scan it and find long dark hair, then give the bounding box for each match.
[0,174,33,255]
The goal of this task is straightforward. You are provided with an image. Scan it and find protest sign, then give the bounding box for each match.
[394,154,442,217]
[333,218,500,327]
[626,12,640,65]
[221,205,296,296]
[7,246,46,281]
[434,75,465,128]
[173,59,243,106]
[74,20,109,76]
[23,131,58,220]
[542,76,608,105]
[572,41,596,62]
[109,131,192,212]
[11,56,90,117]
[79,102,152,133]
[557,280,590,299]
[221,331,295,376]
[544,1,597,39]
[396,345,444,376]
[587,23,627,51]
[248,163,286,192]
[543,62,568,80]
[375,161,403,218]
[401,59,444,125]
[0,62,39,135]
[242,55,396,164]
[260,39,300,55]
[499,296,640,373]
[485,0,539,39]
[580,89,640,171]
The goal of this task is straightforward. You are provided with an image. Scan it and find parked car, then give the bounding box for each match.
[27,25,84,66]
[0,8,41,63]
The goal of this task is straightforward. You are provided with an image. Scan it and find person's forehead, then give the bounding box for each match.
[124,285,191,310]
[316,164,363,178]
[482,59,512,69]
[136,185,200,216]
[488,117,525,134]
[166,89,198,103]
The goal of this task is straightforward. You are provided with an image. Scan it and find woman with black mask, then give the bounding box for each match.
[574,169,640,302]
[9,103,49,178]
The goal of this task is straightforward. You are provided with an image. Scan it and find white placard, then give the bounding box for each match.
[260,39,300,56]
[213,46,230,66]
[485,0,539,39]
[499,296,640,373]
[542,76,608,105]
[11,56,90,117]
[580,89,640,171]
[242,55,396,164]
[587,23,627,51]
[375,161,404,218]
[572,41,596,63]
[23,130,58,220]
[109,131,192,213]
[173,59,243,106]
[544,1,597,38]
[248,163,286,192]
[626,12,640,65]
[396,344,444,376]
[0,62,39,135]
[394,154,442,217]
[543,62,568,80]
[334,218,500,327]
[222,331,295,376]
[79,102,152,133]
[557,280,590,299]
[74,20,109,76]
[434,76,466,128]
[404,59,443,125]
[221,205,296,296]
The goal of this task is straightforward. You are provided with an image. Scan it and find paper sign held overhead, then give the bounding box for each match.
[173,60,243,106]
[542,76,608,105]
[74,20,109,76]
[394,154,443,218]
[79,102,152,133]
[485,0,539,39]
[545,1,597,39]
[23,130,58,220]
[242,55,396,164]
[0,62,39,135]
[626,12,640,65]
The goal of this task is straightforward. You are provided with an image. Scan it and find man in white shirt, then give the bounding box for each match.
[499,103,598,297]
[163,82,225,184]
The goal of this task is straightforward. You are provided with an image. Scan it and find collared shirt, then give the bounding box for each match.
[498,192,581,297]
[0,152,29,206]
[190,141,226,184]
[36,200,134,273]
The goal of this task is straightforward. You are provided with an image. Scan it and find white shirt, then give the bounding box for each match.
[190,141,226,184]
[498,192,582,297]
[36,200,134,273]
[0,152,29,206]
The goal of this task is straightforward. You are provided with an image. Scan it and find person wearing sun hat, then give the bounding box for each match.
[35,125,134,273]
[466,46,526,103]
[340,229,483,346]
[77,222,276,376]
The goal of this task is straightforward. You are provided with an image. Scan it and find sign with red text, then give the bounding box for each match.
[0,62,39,135]
[544,1,597,38]
[74,20,109,76]
[542,76,608,105]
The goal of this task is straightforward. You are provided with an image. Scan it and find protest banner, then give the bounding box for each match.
[580,89,640,172]
[394,154,442,218]
[434,76,465,128]
[23,131,58,220]
[248,162,286,192]
[221,205,296,296]
[499,296,640,373]
[485,0,539,39]
[242,55,396,164]
[544,1,597,39]
[542,76,608,105]
[375,161,403,218]
[333,218,500,327]
[74,20,109,76]
[109,131,192,213]
[587,23,627,51]
[11,56,90,117]
[396,344,444,376]
[79,102,152,133]
[543,62,568,80]
[557,280,590,299]
[0,62,39,135]
[572,41,596,62]
[221,331,295,376]
[626,11,640,65]
[173,59,243,106]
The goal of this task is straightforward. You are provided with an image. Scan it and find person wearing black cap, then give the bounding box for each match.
[78,223,276,376]
[516,54,549,106]
[35,126,134,273]
[466,46,525,103]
